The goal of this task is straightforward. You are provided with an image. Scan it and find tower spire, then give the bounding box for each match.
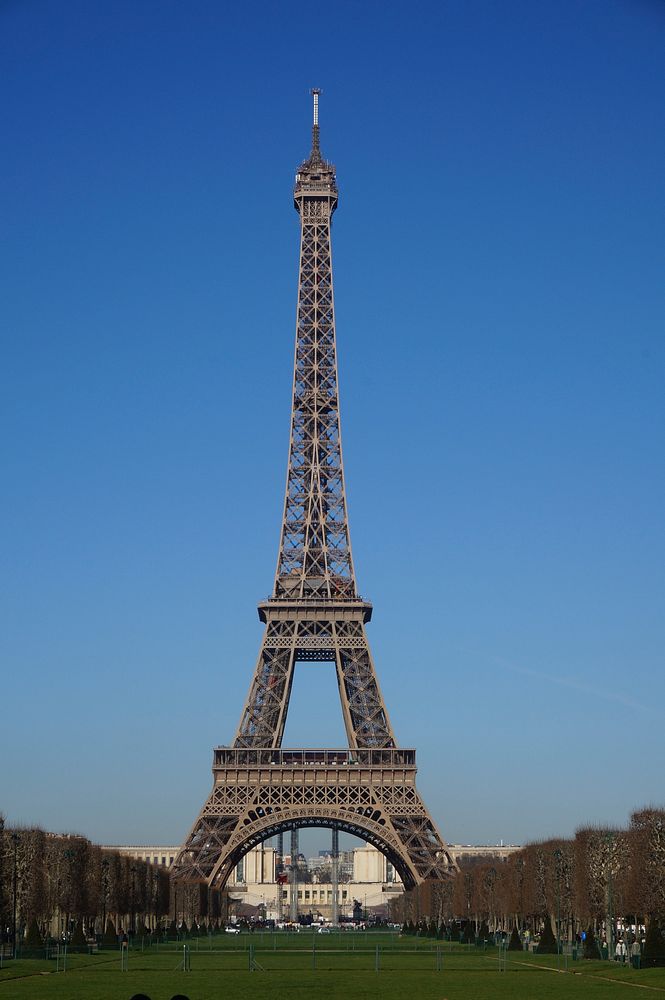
[311,87,321,161]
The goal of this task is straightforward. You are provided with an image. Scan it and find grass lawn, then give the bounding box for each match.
[2,933,664,999]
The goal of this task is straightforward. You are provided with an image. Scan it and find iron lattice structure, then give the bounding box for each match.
[173,92,456,892]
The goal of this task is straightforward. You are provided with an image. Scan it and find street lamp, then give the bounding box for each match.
[101,858,110,938]
[62,847,76,939]
[553,848,562,972]
[153,866,161,934]
[130,865,137,936]
[11,833,20,959]
[605,832,614,962]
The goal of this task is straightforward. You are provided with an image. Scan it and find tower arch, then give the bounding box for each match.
[210,810,421,892]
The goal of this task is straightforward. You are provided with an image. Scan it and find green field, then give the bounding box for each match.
[2,932,664,999]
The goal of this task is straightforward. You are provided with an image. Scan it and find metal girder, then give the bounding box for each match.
[234,610,394,749]
[172,754,456,890]
[172,93,457,894]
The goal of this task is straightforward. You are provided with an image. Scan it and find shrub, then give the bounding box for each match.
[477,920,491,945]
[103,918,117,945]
[583,925,601,959]
[536,916,558,954]
[70,921,86,947]
[643,920,665,968]
[461,922,476,944]
[24,919,43,948]
[508,925,522,951]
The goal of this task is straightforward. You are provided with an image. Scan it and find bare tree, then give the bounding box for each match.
[629,808,665,922]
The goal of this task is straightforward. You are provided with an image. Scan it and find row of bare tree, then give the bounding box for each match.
[394,807,665,936]
[0,818,221,942]
[2,806,663,942]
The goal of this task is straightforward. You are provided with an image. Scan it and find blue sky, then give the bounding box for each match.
[2,0,664,853]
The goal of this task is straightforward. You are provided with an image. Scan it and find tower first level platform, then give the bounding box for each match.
[174,746,455,890]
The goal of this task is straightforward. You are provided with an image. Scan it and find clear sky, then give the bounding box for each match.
[2,0,664,854]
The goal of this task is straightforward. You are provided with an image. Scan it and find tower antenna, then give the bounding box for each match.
[311,87,321,159]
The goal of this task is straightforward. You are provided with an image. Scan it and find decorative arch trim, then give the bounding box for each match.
[209,806,419,891]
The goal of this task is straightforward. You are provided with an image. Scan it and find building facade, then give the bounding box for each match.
[102,841,520,919]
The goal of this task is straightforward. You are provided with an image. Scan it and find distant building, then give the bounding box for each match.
[448,844,521,864]
[230,845,276,885]
[101,845,179,868]
[352,844,399,884]
[102,840,521,917]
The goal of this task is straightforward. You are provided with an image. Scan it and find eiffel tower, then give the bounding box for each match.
[172,92,456,897]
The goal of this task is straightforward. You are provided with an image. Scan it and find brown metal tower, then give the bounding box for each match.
[172,91,456,893]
